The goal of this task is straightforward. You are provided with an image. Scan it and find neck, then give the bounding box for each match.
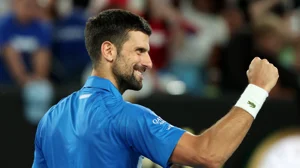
[91,68,126,94]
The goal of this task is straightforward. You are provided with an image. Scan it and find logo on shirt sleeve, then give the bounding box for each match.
[152,117,166,125]
[167,125,174,130]
[153,117,174,130]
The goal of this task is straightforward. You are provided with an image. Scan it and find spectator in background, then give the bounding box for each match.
[0,0,53,125]
[168,0,229,96]
[122,0,197,100]
[51,0,91,85]
[248,0,299,42]
[220,14,298,100]
[206,3,245,97]
[143,0,189,92]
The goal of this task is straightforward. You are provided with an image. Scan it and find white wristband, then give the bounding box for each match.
[234,84,269,118]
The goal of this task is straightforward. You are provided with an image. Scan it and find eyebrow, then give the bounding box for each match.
[135,47,150,52]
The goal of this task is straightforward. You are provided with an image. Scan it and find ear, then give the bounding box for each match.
[101,41,117,62]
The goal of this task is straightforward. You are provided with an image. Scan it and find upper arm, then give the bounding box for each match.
[32,147,47,168]
[32,122,47,168]
[169,132,209,167]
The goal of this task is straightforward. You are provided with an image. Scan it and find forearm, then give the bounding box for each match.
[170,58,277,168]
[2,46,30,85]
[33,49,51,79]
[196,107,254,166]
[195,82,270,167]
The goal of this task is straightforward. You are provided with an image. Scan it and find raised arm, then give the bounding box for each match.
[170,57,279,168]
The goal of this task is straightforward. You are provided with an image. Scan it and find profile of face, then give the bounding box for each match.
[111,31,153,91]
[13,0,38,22]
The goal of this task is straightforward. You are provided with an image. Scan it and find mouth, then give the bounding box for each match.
[134,70,144,80]
[134,68,146,80]
[133,65,146,81]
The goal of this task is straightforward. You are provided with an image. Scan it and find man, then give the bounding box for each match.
[0,0,53,125]
[32,9,279,168]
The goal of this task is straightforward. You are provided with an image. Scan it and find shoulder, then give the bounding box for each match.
[120,102,161,125]
[123,102,156,117]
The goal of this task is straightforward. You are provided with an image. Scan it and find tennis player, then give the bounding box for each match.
[32,9,279,168]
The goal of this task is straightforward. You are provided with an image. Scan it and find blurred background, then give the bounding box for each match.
[0,0,300,167]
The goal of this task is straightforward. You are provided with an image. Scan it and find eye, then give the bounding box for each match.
[136,48,147,55]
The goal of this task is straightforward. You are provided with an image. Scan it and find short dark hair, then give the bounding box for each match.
[84,9,152,68]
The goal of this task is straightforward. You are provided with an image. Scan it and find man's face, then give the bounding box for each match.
[13,0,38,22]
[112,31,152,91]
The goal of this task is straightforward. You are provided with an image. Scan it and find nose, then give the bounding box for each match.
[142,53,153,69]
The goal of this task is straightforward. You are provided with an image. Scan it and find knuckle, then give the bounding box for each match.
[262,59,269,63]
[253,57,260,62]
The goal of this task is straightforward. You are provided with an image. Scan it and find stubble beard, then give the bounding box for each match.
[112,54,143,93]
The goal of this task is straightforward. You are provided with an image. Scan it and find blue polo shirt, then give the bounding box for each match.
[33,76,185,168]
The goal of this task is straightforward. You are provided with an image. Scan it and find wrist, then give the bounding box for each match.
[235,84,269,118]
[251,83,271,93]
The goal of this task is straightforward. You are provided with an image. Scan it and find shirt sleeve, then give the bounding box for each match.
[32,121,47,168]
[32,146,47,168]
[121,103,185,167]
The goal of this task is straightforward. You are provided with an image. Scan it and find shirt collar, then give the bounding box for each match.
[83,76,122,99]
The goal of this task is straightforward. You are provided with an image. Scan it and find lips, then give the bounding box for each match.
[133,65,146,80]
[135,66,146,73]
[134,70,144,80]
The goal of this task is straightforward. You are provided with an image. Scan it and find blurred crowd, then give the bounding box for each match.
[1,0,300,125]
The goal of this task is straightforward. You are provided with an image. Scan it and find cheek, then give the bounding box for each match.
[125,56,137,68]
[114,57,132,74]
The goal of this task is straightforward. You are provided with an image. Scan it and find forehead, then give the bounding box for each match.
[123,31,150,50]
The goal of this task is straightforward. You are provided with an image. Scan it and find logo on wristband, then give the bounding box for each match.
[247,101,256,108]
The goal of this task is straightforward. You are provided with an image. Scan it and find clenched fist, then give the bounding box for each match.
[247,57,279,93]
